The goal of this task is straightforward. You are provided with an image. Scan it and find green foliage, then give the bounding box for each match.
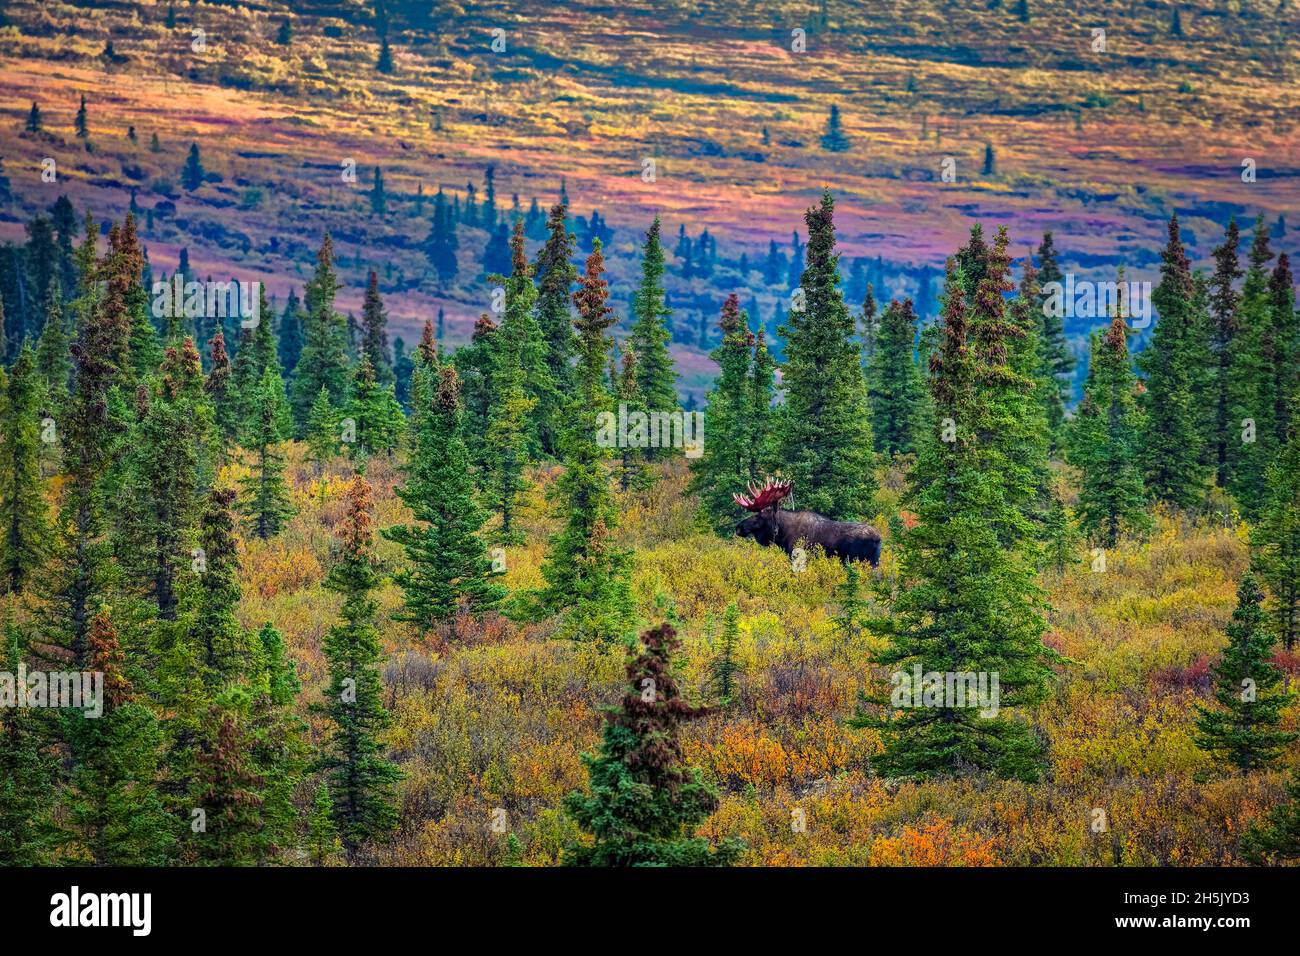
[1242,766,1300,864]
[1225,219,1280,515]
[113,340,211,620]
[67,611,173,865]
[1193,574,1295,772]
[308,783,344,865]
[777,191,877,520]
[1034,232,1072,436]
[342,353,405,458]
[291,235,350,433]
[564,624,743,866]
[710,603,742,707]
[534,201,578,454]
[182,143,205,192]
[239,367,295,539]
[820,104,850,152]
[1140,215,1212,510]
[424,189,459,286]
[1251,401,1300,651]
[0,625,63,864]
[360,271,394,386]
[315,477,401,860]
[383,364,505,631]
[866,298,924,456]
[689,294,774,532]
[1067,318,1150,546]
[0,345,50,592]
[627,217,678,459]
[537,242,635,644]
[854,256,1059,782]
[305,385,338,472]
[34,286,72,416]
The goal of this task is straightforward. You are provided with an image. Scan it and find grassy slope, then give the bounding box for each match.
[1,0,1298,402]
[231,448,1295,865]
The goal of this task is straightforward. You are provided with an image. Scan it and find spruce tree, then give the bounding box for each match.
[976,231,1052,544]
[25,102,41,134]
[43,212,118,676]
[0,345,50,592]
[1194,574,1295,771]
[777,190,877,520]
[383,365,504,631]
[1226,219,1279,514]
[67,610,172,865]
[193,487,258,684]
[860,282,879,365]
[494,219,555,457]
[206,329,238,444]
[710,603,741,707]
[424,189,459,286]
[852,257,1059,781]
[1067,317,1149,547]
[627,217,678,458]
[114,340,209,620]
[291,235,350,431]
[342,353,405,458]
[1034,232,1072,433]
[1242,766,1300,863]
[534,201,578,452]
[305,385,338,473]
[1252,397,1300,651]
[866,297,924,457]
[820,104,851,152]
[315,476,401,861]
[360,270,394,386]
[308,783,345,865]
[1139,215,1211,510]
[564,624,743,866]
[0,625,62,864]
[1209,218,1244,487]
[1268,254,1297,441]
[182,143,205,192]
[538,242,635,644]
[277,289,304,376]
[239,367,295,539]
[689,294,759,532]
[75,93,88,138]
[35,284,71,416]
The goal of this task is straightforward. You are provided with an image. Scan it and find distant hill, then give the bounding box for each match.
[0,0,1296,402]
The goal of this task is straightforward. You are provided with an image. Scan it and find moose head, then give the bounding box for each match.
[733,477,794,546]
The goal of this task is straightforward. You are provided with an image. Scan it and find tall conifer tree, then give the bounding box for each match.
[564,624,743,866]
[316,476,401,860]
[866,297,924,457]
[776,191,876,520]
[383,365,504,631]
[1139,215,1211,509]
[538,242,635,644]
[1067,316,1149,546]
[627,218,678,458]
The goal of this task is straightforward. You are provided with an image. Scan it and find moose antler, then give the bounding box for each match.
[733,477,793,512]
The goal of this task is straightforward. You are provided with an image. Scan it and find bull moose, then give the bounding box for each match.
[733,478,882,566]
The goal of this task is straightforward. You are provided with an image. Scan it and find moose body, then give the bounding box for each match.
[737,508,882,565]
[732,479,881,566]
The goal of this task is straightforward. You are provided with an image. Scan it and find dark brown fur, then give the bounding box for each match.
[736,509,882,565]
